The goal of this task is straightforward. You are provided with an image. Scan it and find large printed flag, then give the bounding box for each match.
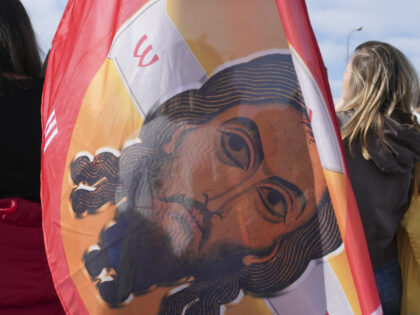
[41,0,382,314]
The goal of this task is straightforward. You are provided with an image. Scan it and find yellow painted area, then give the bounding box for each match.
[328,251,362,314]
[166,0,288,75]
[65,59,143,152]
[60,58,146,314]
[323,169,348,241]
[226,295,272,315]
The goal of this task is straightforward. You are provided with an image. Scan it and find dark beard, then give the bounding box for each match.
[86,186,338,308]
[115,212,190,295]
[112,146,248,292]
[114,212,252,296]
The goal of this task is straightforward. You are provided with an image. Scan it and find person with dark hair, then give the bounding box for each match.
[0,1,64,313]
[0,0,43,201]
[337,41,420,314]
[69,53,342,314]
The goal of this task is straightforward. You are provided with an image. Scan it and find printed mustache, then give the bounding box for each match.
[160,194,220,249]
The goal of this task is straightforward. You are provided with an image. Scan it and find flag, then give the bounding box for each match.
[41,0,382,314]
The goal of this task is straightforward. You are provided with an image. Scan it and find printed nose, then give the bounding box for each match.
[204,164,275,216]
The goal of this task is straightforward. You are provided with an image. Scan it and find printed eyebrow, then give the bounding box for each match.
[264,176,306,218]
[220,117,264,169]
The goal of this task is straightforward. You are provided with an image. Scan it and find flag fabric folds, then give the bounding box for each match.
[41,0,382,314]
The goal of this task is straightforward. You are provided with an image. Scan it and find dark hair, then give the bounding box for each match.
[0,0,42,83]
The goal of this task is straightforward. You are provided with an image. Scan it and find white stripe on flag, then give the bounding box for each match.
[289,46,345,173]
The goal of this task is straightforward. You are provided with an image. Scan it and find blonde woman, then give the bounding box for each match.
[336,41,420,314]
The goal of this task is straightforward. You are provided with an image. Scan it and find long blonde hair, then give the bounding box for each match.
[337,41,420,159]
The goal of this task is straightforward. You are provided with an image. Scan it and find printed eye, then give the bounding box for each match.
[217,131,251,170]
[257,186,288,221]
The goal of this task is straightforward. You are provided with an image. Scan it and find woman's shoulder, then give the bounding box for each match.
[5,77,44,90]
[0,78,44,117]
[0,77,44,100]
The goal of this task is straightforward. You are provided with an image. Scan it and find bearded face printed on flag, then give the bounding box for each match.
[69,54,341,312]
[41,0,381,314]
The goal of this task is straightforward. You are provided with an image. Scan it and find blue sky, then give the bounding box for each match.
[306,0,420,101]
[21,0,420,102]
